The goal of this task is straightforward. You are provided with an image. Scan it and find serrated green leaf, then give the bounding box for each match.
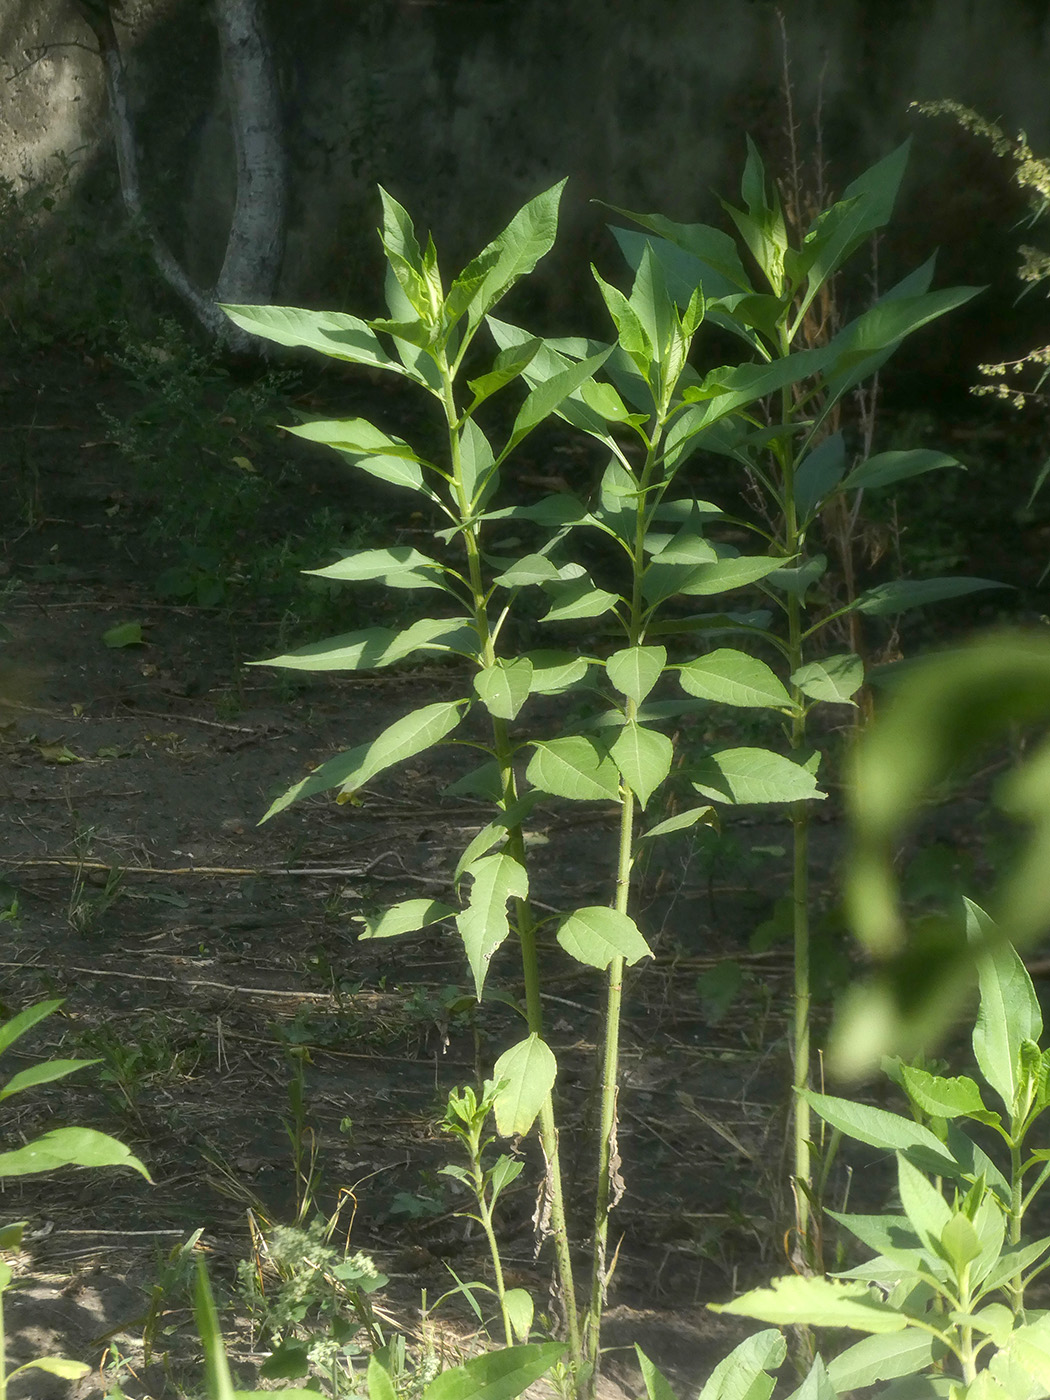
[457,854,528,998]
[710,1275,907,1332]
[898,1064,989,1121]
[610,722,673,807]
[693,748,824,805]
[492,1035,557,1137]
[262,700,466,820]
[473,658,534,720]
[680,649,793,710]
[606,646,667,704]
[556,906,652,969]
[527,737,620,801]
[791,653,864,706]
[356,898,456,940]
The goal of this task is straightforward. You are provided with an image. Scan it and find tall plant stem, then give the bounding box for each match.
[778,358,814,1268]
[439,369,582,1373]
[585,428,663,1389]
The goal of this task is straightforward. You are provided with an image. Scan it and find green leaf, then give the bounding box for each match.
[367,1357,399,1400]
[504,1288,534,1344]
[679,649,794,710]
[607,646,667,705]
[680,555,790,598]
[457,853,528,998]
[971,899,1042,1115]
[253,618,476,672]
[827,1330,938,1392]
[610,722,673,807]
[896,1154,951,1252]
[459,416,497,506]
[0,999,63,1057]
[11,1358,91,1381]
[524,650,591,695]
[764,554,827,602]
[940,1211,982,1272]
[308,546,449,592]
[979,1237,1050,1294]
[696,1329,786,1400]
[378,187,438,321]
[220,304,403,373]
[710,1275,907,1332]
[855,577,1006,616]
[492,553,566,587]
[843,449,961,492]
[357,898,456,941]
[791,653,864,706]
[466,338,543,410]
[635,1350,681,1400]
[473,658,534,720]
[0,1126,151,1180]
[693,748,824,805]
[262,700,466,820]
[539,575,620,622]
[556,907,652,970]
[288,419,436,498]
[0,1058,98,1101]
[897,1064,989,1121]
[101,621,144,649]
[503,348,613,458]
[804,1091,959,1175]
[638,805,716,842]
[527,737,620,801]
[794,432,847,520]
[194,1258,237,1400]
[453,180,565,328]
[492,1035,557,1137]
[423,1340,565,1400]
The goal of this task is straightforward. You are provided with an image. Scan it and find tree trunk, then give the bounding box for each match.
[75,0,285,348]
[213,0,285,307]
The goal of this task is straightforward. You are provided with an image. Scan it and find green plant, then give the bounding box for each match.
[709,906,1050,1399]
[225,146,980,1394]
[0,1000,150,1395]
[441,1080,534,1348]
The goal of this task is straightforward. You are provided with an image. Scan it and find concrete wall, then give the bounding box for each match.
[4,0,1050,382]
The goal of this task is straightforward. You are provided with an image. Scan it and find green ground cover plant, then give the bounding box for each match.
[217,137,989,1398]
[0,999,149,1395]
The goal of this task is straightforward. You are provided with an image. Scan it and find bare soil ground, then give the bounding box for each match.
[0,342,1037,1398]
